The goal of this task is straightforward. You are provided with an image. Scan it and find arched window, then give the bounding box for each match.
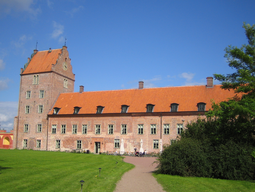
[3,137,10,145]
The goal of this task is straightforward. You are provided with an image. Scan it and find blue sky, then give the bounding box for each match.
[0,0,254,131]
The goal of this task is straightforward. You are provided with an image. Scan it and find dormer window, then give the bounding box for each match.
[53,107,60,114]
[97,106,104,114]
[171,103,179,112]
[146,104,154,113]
[73,107,81,114]
[197,103,206,111]
[121,105,129,113]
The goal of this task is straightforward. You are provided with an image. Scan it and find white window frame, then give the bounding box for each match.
[39,90,44,98]
[23,139,28,148]
[37,124,42,133]
[61,125,66,134]
[108,124,113,134]
[64,79,68,88]
[72,124,77,134]
[25,105,30,114]
[56,140,61,149]
[138,124,144,135]
[26,91,31,99]
[177,124,183,134]
[82,124,87,134]
[150,124,156,134]
[77,140,82,149]
[95,124,101,134]
[36,140,41,148]
[38,105,43,113]
[33,75,39,84]
[164,124,170,135]
[114,139,120,148]
[153,139,159,149]
[24,124,29,132]
[121,124,127,134]
[52,124,57,134]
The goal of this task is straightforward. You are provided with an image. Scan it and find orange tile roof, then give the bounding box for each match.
[22,49,62,74]
[50,85,237,115]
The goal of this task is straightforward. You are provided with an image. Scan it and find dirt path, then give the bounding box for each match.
[114,156,165,192]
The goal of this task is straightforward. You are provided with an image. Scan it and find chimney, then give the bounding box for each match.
[206,77,213,88]
[79,85,84,93]
[139,81,144,89]
[34,49,38,54]
[48,48,52,53]
[27,58,30,63]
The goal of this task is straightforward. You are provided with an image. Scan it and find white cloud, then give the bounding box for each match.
[143,76,162,88]
[12,35,32,48]
[0,59,5,70]
[0,102,18,132]
[180,72,195,82]
[0,78,10,90]
[51,21,65,43]
[0,0,40,17]
[47,0,53,9]
[180,72,205,86]
[66,6,84,17]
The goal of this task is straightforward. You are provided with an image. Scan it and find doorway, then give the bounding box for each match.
[95,142,100,154]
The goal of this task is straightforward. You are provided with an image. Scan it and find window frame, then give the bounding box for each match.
[37,124,42,133]
[72,124,77,134]
[33,75,39,84]
[77,140,82,149]
[52,124,57,134]
[95,124,101,134]
[38,105,43,114]
[36,140,41,148]
[39,90,44,98]
[171,103,179,112]
[138,124,144,135]
[163,124,170,135]
[53,107,60,115]
[150,124,156,135]
[64,79,68,88]
[177,124,183,134]
[56,140,61,149]
[153,139,159,149]
[24,124,29,133]
[73,107,80,114]
[121,124,127,134]
[61,124,66,134]
[96,106,104,114]
[26,91,31,99]
[197,102,206,111]
[146,104,154,112]
[108,124,113,134]
[82,124,87,134]
[121,105,129,113]
[25,105,30,114]
[23,139,28,148]
[114,139,120,148]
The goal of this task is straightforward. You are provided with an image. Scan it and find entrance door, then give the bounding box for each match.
[95,142,100,153]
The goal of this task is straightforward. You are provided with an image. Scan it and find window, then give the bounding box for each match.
[121,105,129,113]
[95,124,101,134]
[72,124,77,134]
[138,124,144,134]
[36,140,41,148]
[151,124,156,134]
[23,139,28,148]
[33,75,39,84]
[53,107,60,114]
[153,139,159,149]
[39,90,44,98]
[177,124,183,134]
[82,124,87,134]
[197,103,206,111]
[37,124,42,132]
[77,140,81,149]
[64,79,68,88]
[38,105,43,113]
[61,125,66,134]
[24,124,29,132]
[96,106,104,114]
[121,124,127,134]
[26,91,31,99]
[164,124,170,134]
[114,139,120,148]
[108,124,113,134]
[146,104,154,112]
[25,105,30,114]
[52,124,56,134]
[73,107,80,114]
[56,140,61,149]
[171,103,179,112]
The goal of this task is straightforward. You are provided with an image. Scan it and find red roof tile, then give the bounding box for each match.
[22,49,62,74]
[50,85,237,114]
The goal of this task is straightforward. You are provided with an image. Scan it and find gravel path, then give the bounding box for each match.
[114,156,165,192]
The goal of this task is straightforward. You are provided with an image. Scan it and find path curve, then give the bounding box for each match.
[114,156,165,192]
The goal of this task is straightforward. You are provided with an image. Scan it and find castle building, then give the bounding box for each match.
[14,46,236,154]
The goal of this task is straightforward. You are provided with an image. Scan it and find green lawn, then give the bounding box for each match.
[0,149,134,192]
[154,173,255,192]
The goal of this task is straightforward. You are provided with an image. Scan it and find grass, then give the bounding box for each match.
[154,173,255,192]
[0,149,134,192]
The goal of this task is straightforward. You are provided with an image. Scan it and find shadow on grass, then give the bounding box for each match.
[0,166,12,174]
